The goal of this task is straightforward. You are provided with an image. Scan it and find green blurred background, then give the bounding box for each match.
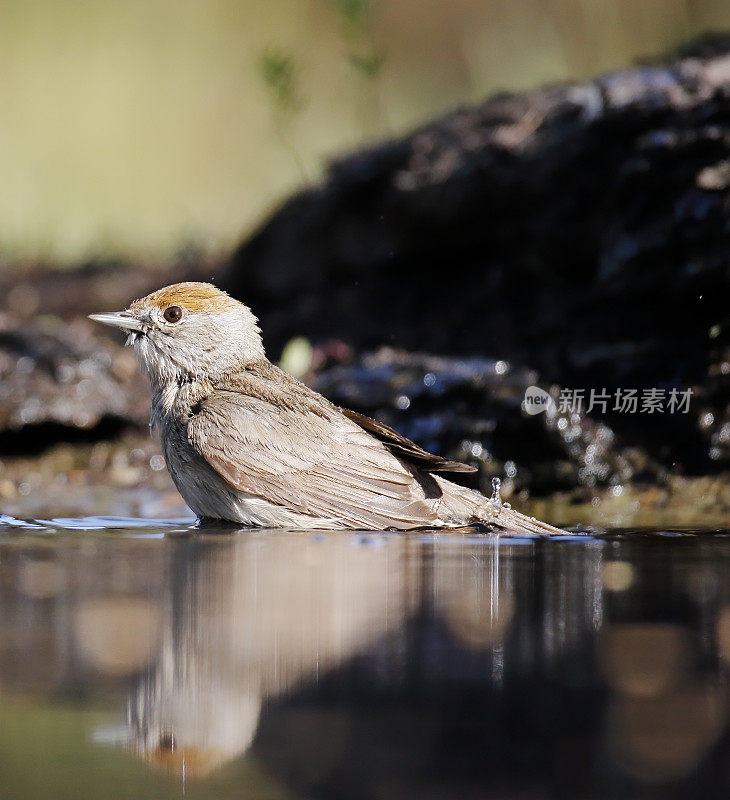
[2,0,729,267]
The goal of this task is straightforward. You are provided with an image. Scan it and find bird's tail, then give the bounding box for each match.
[434,475,567,536]
[484,503,567,536]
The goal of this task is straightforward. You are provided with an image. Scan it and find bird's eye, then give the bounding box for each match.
[163,306,183,323]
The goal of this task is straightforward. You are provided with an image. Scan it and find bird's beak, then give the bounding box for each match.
[88,311,144,332]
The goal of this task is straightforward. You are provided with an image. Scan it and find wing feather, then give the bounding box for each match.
[187,391,438,528]
[340,408,477,473]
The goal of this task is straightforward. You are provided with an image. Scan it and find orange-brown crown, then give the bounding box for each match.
[129,282,239,314]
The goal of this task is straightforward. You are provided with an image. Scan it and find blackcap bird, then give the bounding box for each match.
[90,282,562,533]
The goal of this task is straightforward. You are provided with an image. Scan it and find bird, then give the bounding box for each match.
[89,282,563,534]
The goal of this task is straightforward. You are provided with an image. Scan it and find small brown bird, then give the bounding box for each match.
[90,282,562,534]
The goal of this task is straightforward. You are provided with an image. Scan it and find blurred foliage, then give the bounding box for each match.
[0,0,729,266]
[258,48,306,177]
[330,0,384,78]
[330,0,374,29]
[259,48,300,111]
[347,51,384,78]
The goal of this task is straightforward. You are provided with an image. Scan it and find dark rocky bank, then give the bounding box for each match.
[226,35,730,483]
[5,38,730,515]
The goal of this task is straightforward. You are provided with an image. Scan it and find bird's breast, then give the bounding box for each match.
[151,381,210,427]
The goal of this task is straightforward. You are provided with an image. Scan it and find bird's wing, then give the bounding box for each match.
[340,407,476,473]
[187,391,439,529]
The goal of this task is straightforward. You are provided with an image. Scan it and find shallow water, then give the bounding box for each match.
[2,517,730,799]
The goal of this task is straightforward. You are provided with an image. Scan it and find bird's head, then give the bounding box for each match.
[89,282,265,386]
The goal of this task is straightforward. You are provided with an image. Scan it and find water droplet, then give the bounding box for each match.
[76,378,93,399]
[490,477,502,508]
[701,412,714,428]
[72,411,91,428]
[15,356,34,374]
[57,363,75,383]
[396,395,411,410]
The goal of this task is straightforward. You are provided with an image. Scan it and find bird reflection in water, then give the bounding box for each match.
[127,530,423,776]
[122,531,603,780]
[122,533,730,789]
[3,530,730,796]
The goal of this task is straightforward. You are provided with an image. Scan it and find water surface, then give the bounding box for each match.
[1,517,729,799]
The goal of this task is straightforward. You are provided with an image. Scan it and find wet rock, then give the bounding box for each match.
[226,38,730,480]
[0,313,148,447]
[313,348,658,495]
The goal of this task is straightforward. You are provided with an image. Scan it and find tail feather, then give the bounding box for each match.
[433,475,566,536]
[486,505,567,536]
